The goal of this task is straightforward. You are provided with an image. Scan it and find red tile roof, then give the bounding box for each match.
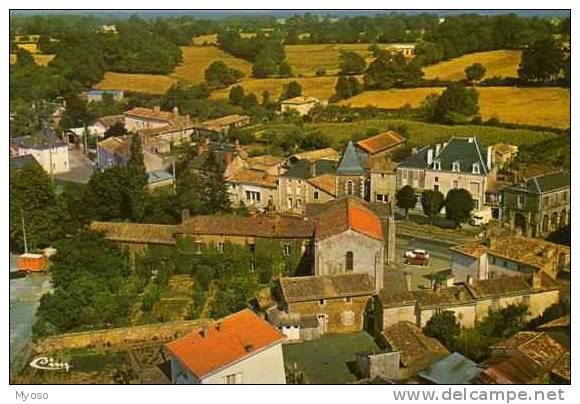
[356,130,406,155]
[166,309,285,379]
[313,198,383,241]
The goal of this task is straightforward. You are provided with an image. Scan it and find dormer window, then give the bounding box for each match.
[433,160,441,170]
[452,161,461,172]
[472,163,480,174]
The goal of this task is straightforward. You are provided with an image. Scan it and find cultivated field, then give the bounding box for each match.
[423,50,522,81]
[10,53,55,66]
[171,46,253,83]
[211,75,340,102]
[285,44,376,76]
[94,72,177,94]
[341,87,570,128]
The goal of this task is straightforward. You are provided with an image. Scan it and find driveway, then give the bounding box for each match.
[54,147,94,184]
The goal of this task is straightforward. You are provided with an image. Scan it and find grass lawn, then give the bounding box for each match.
[340,87,570,129]
[423,50,522,81]
[283,332,381,384]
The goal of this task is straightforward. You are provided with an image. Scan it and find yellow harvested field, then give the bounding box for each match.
[17,43,39,53]
[341,86,570,128]
[192,34,218,45]
[94,72,177,94]
[171,46,253,83]
[423,50,522,81]
[10,53,55,66]
[211,76,340,102]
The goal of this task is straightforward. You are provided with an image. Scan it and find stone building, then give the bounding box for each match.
[375,272,560,332]
[397,137,496,211]
[369,158,398,205]
[11,126,70,175]
[124,106,191,133]
[335,141,369,200]
[226,167,279,211]
[200,114,250,134]
[274,273,376,334]
[450,235,570,282]
[280,96,320,116]
[502,171,570,238]
[278,159,336,214]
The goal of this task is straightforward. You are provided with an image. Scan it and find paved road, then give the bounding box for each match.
[391,235,453,290]
[54,147,94,184]
[10,254,51,365]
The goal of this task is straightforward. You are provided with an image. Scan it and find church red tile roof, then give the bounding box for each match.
[166,309,285,379]
[313,197,383,241]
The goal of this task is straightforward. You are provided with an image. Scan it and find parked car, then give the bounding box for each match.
[404,249,430,266]
[469,210,492,226]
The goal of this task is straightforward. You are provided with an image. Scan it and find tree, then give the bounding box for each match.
[126,134,149,221]
[518,37,565,82]
[445,188,475,228]
[423,310,461,349]
[10,160,63,252]
[339,51,366,75]
[364,51,423,90]
[241,93,259,110]
[280,81,302,100]
[16,48,35,66]
[464,63,486,83]
[252,52,278,78]
[430,84,480,124]
[104,121,128,138]
[421,189,445,226]
[204,61,244,89]
[453,328,491,362]
[228,85,245,106]
[203,149,231,214]
[33,230,132,337]
[334,75,362,101]
[395,185,417,219]
[278,61,293,77]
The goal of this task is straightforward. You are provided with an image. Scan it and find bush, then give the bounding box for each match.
[315,68,326,77]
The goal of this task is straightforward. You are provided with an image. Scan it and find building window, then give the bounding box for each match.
[319,299,325,306]
[217,242,225,253]
[347,181,354,196]
[341,310,355,326]
[473,199,479,210]
[469,182,480,195]
[434,184,440,192]
[223,373,241,384]
[433,161,441,170]
[287,197,293,209]
[195,241,203,254]
[284,244,291,256]
[517,195,525,208]
[346,251,354,271]
[345,296,352,303]
[381,173,385,179]
[246,191,260,202]
[452,161,460,172]
[453,180,459,189]
[296,199,302,208]
[376,194,384,202]
[472,163,480,174]
[313,190,319,200]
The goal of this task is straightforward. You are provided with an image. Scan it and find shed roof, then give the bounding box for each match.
[356,130,405,155]
[166,309,285,379]
[201,114,249,128]
[307,174,337,196]
[90,222,177,245]
[419,352,482,384]
[279,273,375,303]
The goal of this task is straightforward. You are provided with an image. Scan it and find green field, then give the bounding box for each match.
[283,332,381,384]
[258,118,559,150]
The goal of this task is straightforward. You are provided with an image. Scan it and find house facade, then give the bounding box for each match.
[124,106,190,132]
[280,96,320,116]
[502,171,570,238]
[166,309,286,384]
[275,273,376,334]
[12,127,70,175]
[397,137,496,212]
[227,167,279,211]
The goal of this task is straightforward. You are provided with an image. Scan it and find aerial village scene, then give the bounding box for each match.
[9,9,571,385]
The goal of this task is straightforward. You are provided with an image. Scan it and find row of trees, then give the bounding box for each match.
[396,186,475,228]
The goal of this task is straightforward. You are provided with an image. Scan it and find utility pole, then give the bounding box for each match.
[21,208,28,254]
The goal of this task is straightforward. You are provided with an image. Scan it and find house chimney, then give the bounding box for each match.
[153,105,161,113]
[466,275,475,286]
[404,272,412,292]
[468,137,474,143]
[435,143,441,156]
[216,322,222,332]
[411,147,418,154]
[309,161,317,178]
[427,149,433,165]
[172,106,179,119]
[487,145,493,170]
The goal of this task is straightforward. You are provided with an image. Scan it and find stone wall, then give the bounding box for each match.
[34,319,209,353]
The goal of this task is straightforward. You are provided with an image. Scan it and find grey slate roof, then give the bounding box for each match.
[418,352,482,384]
[525,172,570,194]
[336,141,368,176]
[399,137,489,176]
[281,159,336,179]
[10,155,41,170]
[14,126,65,150]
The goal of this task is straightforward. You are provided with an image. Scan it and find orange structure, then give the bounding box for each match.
[18,253,49,272]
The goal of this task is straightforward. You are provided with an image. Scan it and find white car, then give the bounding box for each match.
[469,210,492,226]
[404,249,430,259]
